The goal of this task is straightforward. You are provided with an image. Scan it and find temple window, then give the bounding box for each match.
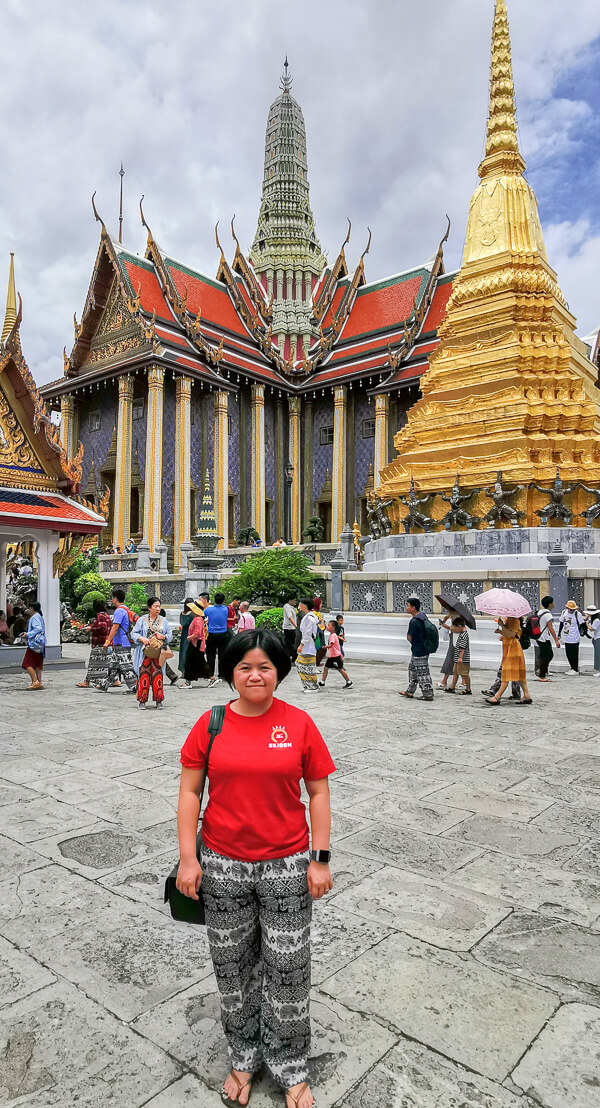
[132,399,144,420]
[89,410,101,432]
[362,418,375,439]
[319,425,334,446]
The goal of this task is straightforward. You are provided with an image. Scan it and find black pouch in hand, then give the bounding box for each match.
[164,704,226,925]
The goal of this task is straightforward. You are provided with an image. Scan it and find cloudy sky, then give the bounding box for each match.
[1,0,599,385]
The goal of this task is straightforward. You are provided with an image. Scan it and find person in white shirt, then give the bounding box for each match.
[282,597,298,660]
[296,599,319,692]
[585,605,600,676]
[558,600,587,674]
[536,595,560,682]
[236,602,255,633]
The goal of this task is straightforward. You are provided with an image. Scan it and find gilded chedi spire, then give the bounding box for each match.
[1,253,17,343]
[377,0,600,527]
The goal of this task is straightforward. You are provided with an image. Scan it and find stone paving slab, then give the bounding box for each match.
[328,864,511,950]
[339,1039,541,1108]
[321,930,558,1082]
[474,910,600,1005]
[0,935,55,1009]
[2,651,600,1105]
[445,814,582,863]
[452,852,600,927]
[511,1003,600,1108]
[0,981,182,1106]
[340,820,484,878]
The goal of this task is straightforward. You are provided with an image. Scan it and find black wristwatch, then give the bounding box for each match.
[310,849,331,864]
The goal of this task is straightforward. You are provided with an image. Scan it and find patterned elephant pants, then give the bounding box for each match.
[407,655,433,699]
[200,846,312,1089]
[137,657,164,704]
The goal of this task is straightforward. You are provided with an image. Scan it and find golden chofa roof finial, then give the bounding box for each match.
[479,0,526,180]
[1,252,17,343]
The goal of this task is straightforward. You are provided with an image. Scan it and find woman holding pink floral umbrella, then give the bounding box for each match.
[475,589,533,706]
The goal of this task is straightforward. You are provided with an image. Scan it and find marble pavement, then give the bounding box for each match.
[1,645,599,1106]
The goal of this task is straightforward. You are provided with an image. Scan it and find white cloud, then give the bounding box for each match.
[0,0,599,382]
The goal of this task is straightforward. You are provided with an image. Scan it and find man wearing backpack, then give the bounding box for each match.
[400,596,437,701]
[532,595,560,681]
[97,589,137,693]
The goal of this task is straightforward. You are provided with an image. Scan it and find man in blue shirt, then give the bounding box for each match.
[96,589,137,692]
[205,592,232,688]
[400,596,434,701]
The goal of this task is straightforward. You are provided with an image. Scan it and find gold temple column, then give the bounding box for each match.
[251,383,266,540]
[332,385,347,543]
[113,375,134,552]
[288,396,302,543]
[60,394,76,458]
[142,365,165,553]
[214,390,229,550]
[374,393,390,482]
[174,375,192,569]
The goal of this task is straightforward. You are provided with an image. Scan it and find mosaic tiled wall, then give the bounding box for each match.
[264,395,276,502]
[190,387,204,490]
[131,378,148,480]
[353,390,375,507]
[228,392,241,537]
[312,397,333,501]
[161,378,176,537]
[78,391,118,490]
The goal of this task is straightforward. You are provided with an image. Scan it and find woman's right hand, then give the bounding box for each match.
[176,859,203,900]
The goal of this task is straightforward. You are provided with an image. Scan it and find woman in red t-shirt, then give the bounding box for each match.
[178,629,335,1108]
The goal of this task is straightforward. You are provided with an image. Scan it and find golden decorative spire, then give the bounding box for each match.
[479,0,525,179]
[1,253,17,343]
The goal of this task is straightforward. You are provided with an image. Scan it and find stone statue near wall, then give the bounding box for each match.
[579,483,600,527]
[440,474,480,530]
[532,468,577,525]
[367,492,393,539]
[483,471,524,527]
[399,478,434,533]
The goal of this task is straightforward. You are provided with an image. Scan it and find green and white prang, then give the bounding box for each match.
[250,59,326,360]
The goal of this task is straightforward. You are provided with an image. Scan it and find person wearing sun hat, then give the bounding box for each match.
[180,601,210,687]
[584,605,600,676]
[558,600,587,674]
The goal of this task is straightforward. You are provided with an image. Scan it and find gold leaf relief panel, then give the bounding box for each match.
[0,385,42,471]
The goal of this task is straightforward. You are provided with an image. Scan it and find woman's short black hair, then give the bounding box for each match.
[147,596,160,608]
[220,629,292,687]
[93,599,106,613]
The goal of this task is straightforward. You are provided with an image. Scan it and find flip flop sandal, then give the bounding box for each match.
[286,1083,315,1107]
[221,1071,253,1106]
[399,691,414,698]
[515,698,533,705]
[76,682,89,688]
[485,696,502,705]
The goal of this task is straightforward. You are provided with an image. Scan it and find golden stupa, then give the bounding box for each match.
[378,0,600,529]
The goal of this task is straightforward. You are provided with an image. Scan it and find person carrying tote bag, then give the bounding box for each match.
[176,629,336,1108]
[131,596,173,709]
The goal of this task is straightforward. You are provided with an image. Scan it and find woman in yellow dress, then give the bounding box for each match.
[486,617,532,705]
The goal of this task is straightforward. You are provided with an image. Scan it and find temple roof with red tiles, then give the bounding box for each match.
[40,214,454,402]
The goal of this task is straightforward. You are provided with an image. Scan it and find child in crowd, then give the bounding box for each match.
[319,619,353,689]
[336,614,346,656]
[447,616,471,695]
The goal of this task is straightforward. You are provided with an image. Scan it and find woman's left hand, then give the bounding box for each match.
[307,861,333,899]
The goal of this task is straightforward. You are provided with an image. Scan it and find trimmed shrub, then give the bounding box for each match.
[255,607,284,634]
[77,590,107,618]
[73,572,111,601]
[125,582,150,615]
[237,525,260,546]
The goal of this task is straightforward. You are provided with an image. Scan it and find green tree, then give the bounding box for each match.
[302,516,325,542]
[59,549,100,605]
[255,607,284,634]
[237,525,260,546]
[73,572,111,601]
[220,549,322,607]
[78,590,108,618]
[125,582,150,615]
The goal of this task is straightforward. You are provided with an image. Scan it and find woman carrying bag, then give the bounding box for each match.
[177,629,336,1108]
[131,596,173,709]
[181,602,210,687]
[22,601,46,690]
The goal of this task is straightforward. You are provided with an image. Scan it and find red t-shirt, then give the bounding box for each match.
[180,698,336,861]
